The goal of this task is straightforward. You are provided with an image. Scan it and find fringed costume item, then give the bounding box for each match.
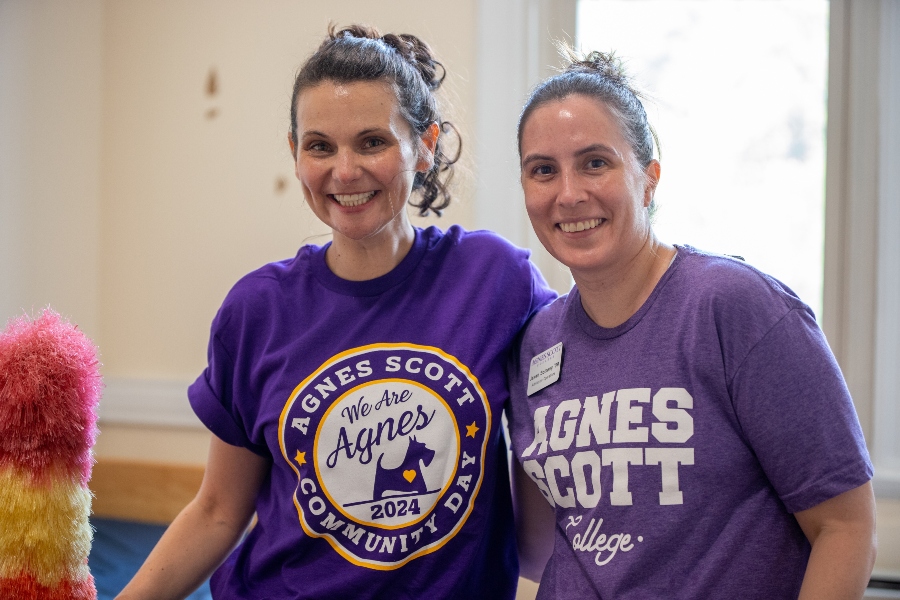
[0,309,101,599]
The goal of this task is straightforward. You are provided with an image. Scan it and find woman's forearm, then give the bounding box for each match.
[115,495,252,600]
[116,437,270,599]
[512,459,555,582]
[797,525,876,600]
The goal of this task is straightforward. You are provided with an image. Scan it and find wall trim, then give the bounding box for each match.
[91,458,204,524]
[99,377,203,428]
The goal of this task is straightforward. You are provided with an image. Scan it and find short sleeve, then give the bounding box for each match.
[188,311,270,457]
[730,308,873,513]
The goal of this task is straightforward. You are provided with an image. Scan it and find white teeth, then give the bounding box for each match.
[559,218,602,233]
[332,191,376,206]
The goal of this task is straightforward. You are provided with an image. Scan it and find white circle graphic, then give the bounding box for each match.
[315,379,459,528]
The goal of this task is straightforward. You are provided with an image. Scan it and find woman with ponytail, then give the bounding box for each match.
[508,49,876,599]
[118,25,554,600]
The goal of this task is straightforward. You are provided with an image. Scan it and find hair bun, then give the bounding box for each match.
[329,23,380,41]
[326,24,445,91]
[380,33,446,91]
[559,45,630,88]
[327,24,445,91]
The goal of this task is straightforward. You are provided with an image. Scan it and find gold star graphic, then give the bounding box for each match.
[466,422,480,438]
[295,450,307,466]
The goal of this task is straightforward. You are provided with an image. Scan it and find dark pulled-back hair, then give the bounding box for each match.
[518,48,658,170]
[290,24,459,217]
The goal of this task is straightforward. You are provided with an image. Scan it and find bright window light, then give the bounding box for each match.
[577,0,829,316]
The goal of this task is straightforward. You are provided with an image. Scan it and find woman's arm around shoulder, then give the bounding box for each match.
[115,436,270,600]
[795,481,877,600]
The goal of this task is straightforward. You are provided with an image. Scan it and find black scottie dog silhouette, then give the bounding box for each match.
[372,436,435,501]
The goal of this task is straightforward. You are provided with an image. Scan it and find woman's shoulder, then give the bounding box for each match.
[233,247,312,291]
[215,247,318,325]
[431,224,530,257]
[508,292,570,376]
[673,246,820,365]
[676,245,809,315]
[422,225,537,279]
[519,293,570,344]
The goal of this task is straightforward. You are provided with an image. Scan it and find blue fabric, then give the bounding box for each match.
[89,517,211,600]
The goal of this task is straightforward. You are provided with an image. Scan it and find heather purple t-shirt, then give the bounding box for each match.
[508,245,872,599]
[190,225,555,599]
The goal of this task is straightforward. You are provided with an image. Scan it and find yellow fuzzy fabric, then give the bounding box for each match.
[0,466,92,586]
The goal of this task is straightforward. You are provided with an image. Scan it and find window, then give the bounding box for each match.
[577,0,829,315]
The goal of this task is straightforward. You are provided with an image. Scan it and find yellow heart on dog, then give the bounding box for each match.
[403,470,416,483]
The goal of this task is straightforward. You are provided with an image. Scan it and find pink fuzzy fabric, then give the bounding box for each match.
[0,310,101,485]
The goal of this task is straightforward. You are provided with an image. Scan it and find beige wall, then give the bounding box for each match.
[0,0,104,338]
[2,0,478,465]
[98,0,477,384]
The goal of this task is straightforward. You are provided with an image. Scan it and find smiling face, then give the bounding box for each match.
[520,94,660,280]
[291,80,434,246]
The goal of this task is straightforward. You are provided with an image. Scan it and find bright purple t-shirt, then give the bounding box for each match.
[508,245,872,599]
[189,225,555,599]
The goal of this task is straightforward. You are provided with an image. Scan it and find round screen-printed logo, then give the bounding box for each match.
[279,344,491,570]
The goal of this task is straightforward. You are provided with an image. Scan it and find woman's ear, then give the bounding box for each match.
[288,132,301,180]
[643,160,661,207]
[416,122,440,172]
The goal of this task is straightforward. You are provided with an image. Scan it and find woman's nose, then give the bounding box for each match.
[556,171,583,207]
[333,150,361,184]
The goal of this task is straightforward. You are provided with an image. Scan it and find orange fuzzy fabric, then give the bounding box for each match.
[0,572,96,600]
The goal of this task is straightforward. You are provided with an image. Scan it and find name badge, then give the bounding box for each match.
[527,342,563,396]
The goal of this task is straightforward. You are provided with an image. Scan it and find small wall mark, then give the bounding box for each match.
[205,67,219,120]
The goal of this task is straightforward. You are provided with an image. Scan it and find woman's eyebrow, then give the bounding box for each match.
[522,144,620,166]
[357,127,387,137]
[521,153,555,166]
[300,129,329,140]
[302,127,392,140]
[574,143,617,157]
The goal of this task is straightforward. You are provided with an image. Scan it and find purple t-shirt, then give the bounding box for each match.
[189,225,555,599]
[508,245,872,599]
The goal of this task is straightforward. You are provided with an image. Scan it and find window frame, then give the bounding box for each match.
[825,0,900,498]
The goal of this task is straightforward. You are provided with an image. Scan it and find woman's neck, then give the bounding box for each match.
[325,220,416,282]
[573,234,676,329]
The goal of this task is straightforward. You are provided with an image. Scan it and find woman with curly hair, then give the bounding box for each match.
[118,25,554,600]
